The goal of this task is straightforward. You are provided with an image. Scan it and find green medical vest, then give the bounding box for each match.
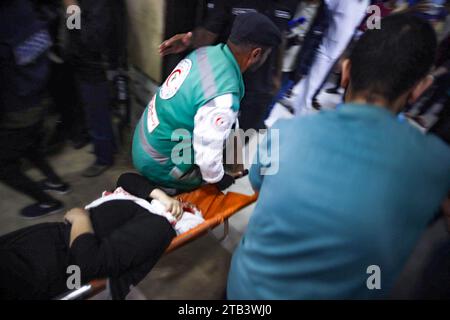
[132,44,245,190]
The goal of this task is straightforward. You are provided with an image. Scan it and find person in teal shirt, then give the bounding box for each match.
[227,13,450,299]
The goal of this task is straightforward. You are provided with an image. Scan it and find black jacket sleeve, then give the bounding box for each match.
[116,172,159,199]
[79,0,113,50]
[69,204,176,299]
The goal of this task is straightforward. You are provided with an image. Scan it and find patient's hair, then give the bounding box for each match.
[349,13,437,103]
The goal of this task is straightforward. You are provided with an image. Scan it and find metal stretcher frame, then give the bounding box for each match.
[57,184,258,300]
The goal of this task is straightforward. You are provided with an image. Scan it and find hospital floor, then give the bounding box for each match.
[0,87,448,299]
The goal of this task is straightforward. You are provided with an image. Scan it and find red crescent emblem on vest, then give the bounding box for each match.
[166,69,182,86]
[215,116,224,127]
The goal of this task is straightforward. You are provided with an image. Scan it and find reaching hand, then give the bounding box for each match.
[158,32,193,56]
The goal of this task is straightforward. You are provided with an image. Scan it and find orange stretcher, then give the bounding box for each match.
[58,184,258,300]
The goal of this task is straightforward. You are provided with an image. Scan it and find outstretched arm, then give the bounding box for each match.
[158,0,230,56]
[116,172,158,199]
[158,28,218,56]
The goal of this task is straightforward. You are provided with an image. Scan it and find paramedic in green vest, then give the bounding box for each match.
[132,13,282,192]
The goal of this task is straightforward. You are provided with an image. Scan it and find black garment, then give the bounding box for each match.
[204,0,297,44]
[239,92,273,131]
[436,36,450,68]
[48,59,86,142]
[0,223,71,299]
[0,0,51,115]
[0,126,61,204]
[64,0,114,83]
[65,0,115,165]
[0,102,67,205]
[203,0,298,129]
[229,12,282,47]
[414,239,450,299]
[0,0,64,204]
[292,0,330,82]
[107,0,128,71]
[0,173,176,300]
[204,0,297,93]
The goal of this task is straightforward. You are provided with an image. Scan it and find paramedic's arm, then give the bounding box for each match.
[159,28,218,56]
[159,0,229,56]
[193,94,238,184]
[116,172,159,198]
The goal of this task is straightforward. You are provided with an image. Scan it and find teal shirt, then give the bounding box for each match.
[227,104,450,299]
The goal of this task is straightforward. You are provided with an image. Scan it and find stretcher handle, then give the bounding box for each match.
[56,279,108,300]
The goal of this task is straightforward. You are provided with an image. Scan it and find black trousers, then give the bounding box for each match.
[68,40,115,165]
[0,123,62,204]
[239,92,273,131]
[48,60,86,141]
[413,239,450,299]
[0,222,70,300]
[0,200,175,300]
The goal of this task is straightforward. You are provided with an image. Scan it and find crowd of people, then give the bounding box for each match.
[0,0,129,218]
[1,0,450,300]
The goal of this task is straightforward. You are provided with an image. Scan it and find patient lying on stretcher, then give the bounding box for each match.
[0,173,204,300]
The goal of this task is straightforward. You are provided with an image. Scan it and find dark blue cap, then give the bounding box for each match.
[229,12,282,48]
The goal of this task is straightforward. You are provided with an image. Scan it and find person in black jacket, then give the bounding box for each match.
[0,0,70,219]
[0,173,181,300]
[64,0,116,177]
[159,0,299,131]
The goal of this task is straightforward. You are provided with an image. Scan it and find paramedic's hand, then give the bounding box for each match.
[63,0,79,8]
[64,208,89,225]
[216,174,235,191]
[159,32,193,56]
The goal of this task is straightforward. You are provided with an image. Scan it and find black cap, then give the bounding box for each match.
[229,12,282,48]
